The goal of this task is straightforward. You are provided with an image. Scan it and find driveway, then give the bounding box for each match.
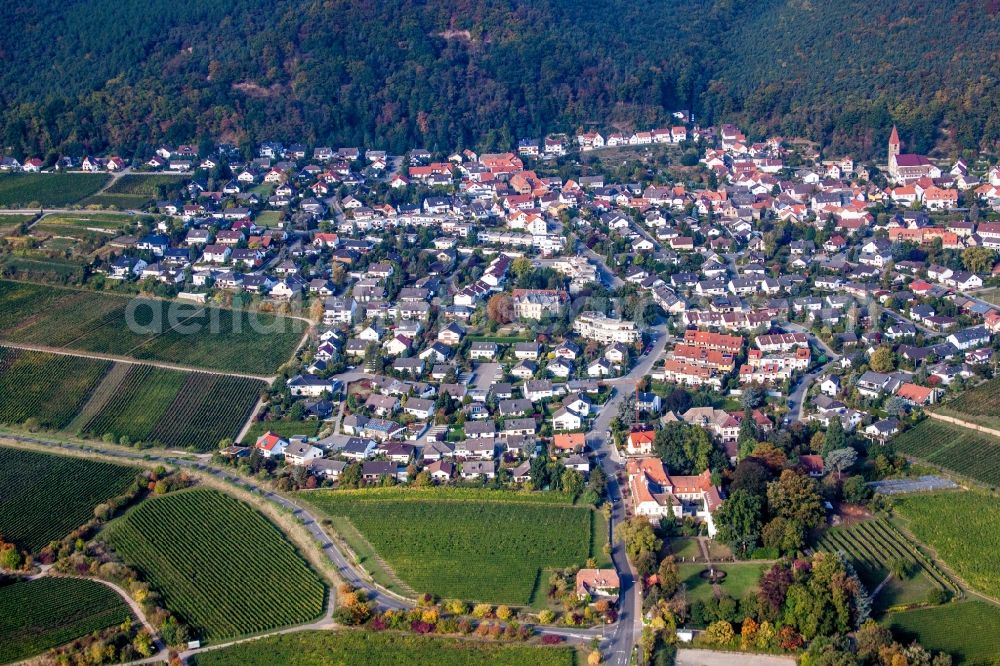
[676,649,796,666]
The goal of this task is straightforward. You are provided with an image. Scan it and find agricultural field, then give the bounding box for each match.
[889,601,1000,665]
[932,377,1000,432]
[678,563,768,605]
[0,213,33,236]
[33,211,135,239]
[816,518,954,612]
[300,488,600,605]
[0,173,109,207]
[890,419,1000,487]
[0,346,111,429]
[80,364,264,450]
[0,253,90,281]
[83,174,185,208]
[893,491,1000,600]
[103,489,325,641]
[0,577,132,664]
[0,446,138,552]
[0,280,304,374]
[189,630,576,666]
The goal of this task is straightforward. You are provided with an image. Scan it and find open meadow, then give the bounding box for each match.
[890,419,1000,487]
[0,280,304,374]
[103,489,326,641]
[892,491,1000,600]
[188,630,576,666]
[0,173,109,207]
[0,446,139,552]
[300,487,601,605]
[0,577,132,664]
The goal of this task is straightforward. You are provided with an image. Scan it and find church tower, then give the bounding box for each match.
[888,125,900,177]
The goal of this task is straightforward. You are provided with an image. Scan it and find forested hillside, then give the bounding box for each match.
[0,0,996,159]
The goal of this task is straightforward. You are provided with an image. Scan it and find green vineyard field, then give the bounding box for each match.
[893,491,1000,600]
[189,630,576,666]
[0,347,111,429]
[0,446,138,552]
[890,419,1000,487]
[0,280,304,374]
[0,173,109,207]
[103,489,325,641]
[0,577,132,663]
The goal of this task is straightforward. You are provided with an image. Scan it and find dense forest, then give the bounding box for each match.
[0,0,997,160]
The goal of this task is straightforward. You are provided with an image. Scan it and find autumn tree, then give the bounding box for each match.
[869,345,895,373]
[486,293,514,324]
[767,469,825,530]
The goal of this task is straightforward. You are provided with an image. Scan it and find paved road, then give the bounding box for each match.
[579,243,625,290]
[783,323,840,423]
[583,322,670,665]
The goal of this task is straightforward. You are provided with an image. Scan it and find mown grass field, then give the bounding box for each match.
[80,364,264,450]
[891,419,1000,487]
[0,214,33,236]
[0,280,304,374]
[933,377,1000,432]
[300,487,600,605]
[888,601,1000,665]
[0,173,109,207]
[0,346,111,429]
[0,446,138,552]
[103,489,325,641]
[189,630,576,666]
[816,518,953,613]
[0,577,132,664]
[892,491,1000,600]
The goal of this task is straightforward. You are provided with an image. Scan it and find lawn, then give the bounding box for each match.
[103,489,325,641]
[0,280,304,374]
[255,210,284,228]
[667,537,703,562]
[678,563,768,604]
[300,487,600,605]
[0,577,132,664]
[188,630,576,666]
[0,173,109,207]
[242,418,321,444]
[890,419,1000,487]
[0,446,138,552]
[892,491,1000,600]
[888,601,1000,665]
[0,346,112,429]
[932,377,1000,432]
[34,212,134,238]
